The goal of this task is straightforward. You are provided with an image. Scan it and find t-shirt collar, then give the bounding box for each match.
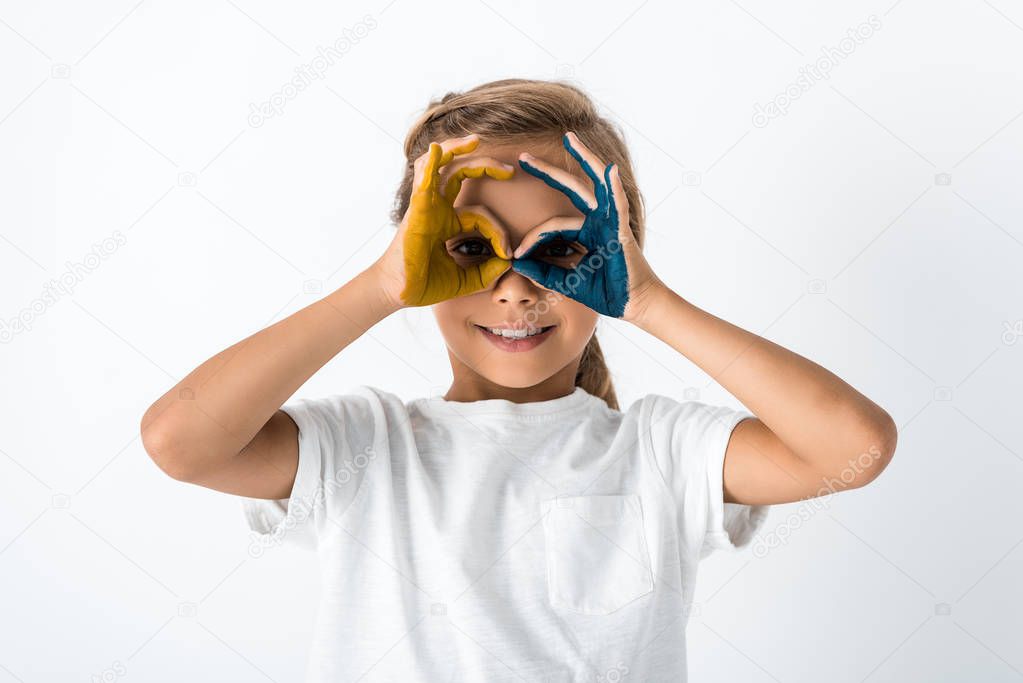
[413,386,601,420]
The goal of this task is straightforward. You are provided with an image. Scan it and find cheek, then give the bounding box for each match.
[556,298,599,340]
[432,294,491,338]
[432,299,468,333]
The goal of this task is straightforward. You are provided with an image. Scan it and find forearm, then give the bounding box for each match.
[632,284,896,467]
[141,267,400,460]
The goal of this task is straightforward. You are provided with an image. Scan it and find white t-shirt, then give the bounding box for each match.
[243,384,769,682]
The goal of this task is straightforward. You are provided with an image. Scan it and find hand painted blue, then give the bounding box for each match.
[512,134,630,318]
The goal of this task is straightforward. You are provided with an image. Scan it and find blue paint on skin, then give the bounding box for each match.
[512,134,630,318]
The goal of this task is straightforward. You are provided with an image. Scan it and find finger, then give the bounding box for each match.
[511,258,572,294]
[513,217,584,259]
[437,133,481,167]
[441,157,515,204]
[455,205,513,260]
[478,256,512,290]
[412,134,479,192]
[416,141,443,194]
[606,163,633,246]
[562,131,607,207]
[518,153,596,215]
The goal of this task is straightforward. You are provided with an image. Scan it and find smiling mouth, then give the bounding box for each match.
[473,324,556,338]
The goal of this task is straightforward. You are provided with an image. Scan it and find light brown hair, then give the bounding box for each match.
[392,78,646,411]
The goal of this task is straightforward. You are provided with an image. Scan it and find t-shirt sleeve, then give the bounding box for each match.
[642,394,770,562]
[240,390,379,553]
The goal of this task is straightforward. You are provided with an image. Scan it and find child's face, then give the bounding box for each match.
[432,141,599,389]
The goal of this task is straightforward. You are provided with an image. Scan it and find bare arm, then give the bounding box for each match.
[499,131,896,507]
[632,285,898,506]
[500,131,896,506]
[140,133,513,501]
[140,269,400,499]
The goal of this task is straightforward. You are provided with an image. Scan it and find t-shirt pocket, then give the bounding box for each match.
[540,494,655,615]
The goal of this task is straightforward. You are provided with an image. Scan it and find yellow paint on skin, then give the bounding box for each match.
[400,139,514,306]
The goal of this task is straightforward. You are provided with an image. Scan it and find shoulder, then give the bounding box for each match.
[280,384,411,439]
[629,392,752,426]
[627,392,754,463]
[618,391,705,434]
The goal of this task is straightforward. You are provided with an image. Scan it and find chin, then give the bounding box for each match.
[475,367,555,390]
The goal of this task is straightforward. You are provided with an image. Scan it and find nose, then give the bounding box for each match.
[490,268,540,306]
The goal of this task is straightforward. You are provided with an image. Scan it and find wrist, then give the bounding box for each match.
[323,267,404,327]
[625,278,672,328]
[359,266,406,318]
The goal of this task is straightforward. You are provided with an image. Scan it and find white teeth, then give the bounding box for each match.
[487,326,546,338]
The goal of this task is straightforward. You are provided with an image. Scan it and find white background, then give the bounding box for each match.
[2,0,1022,681]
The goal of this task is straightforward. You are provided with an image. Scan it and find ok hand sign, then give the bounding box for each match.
[511,132,660,322]
[375,134,516,308]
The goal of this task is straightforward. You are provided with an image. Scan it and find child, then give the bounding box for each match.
[141,78,897,682]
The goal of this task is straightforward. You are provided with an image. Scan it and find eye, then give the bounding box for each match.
[451,238,494,258]
[540,240,579,259]
[533,238,587,265]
